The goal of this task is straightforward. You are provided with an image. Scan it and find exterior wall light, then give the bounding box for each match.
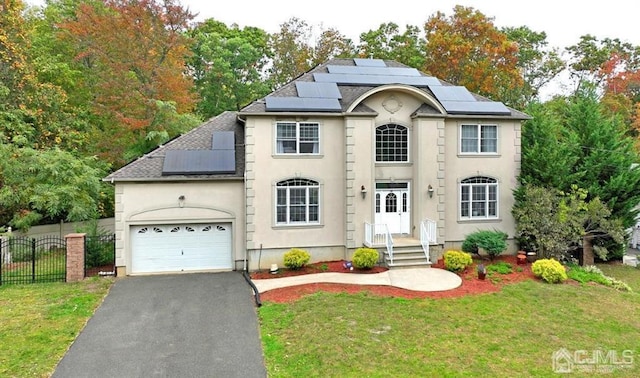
[361,185,367,199]
[178,195,185,208]
[428,185,434,198]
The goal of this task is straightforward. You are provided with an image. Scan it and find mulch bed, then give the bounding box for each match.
[254,255,537,303]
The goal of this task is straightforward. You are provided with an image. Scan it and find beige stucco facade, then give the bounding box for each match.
[111,75,524,274]
[114,181,245,275]
[242,86,521,270]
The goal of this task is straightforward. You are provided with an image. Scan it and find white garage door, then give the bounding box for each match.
[130,223,232,274]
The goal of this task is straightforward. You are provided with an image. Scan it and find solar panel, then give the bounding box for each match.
[429,86,476,102]
[439,101,511,115]
[162,150,235,175]
[295,82,342,99]
[265,97,342,111]
[212,131,235,150]
[353,58,386,67]
[313,73,441,87]
[327,65,420,77]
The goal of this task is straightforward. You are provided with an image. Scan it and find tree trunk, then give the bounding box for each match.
[582,234,594,266]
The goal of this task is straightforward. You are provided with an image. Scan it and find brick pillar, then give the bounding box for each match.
[582,234,594,266]
[66,233,86,282]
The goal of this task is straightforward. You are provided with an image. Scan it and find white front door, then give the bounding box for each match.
[374,182,410,234]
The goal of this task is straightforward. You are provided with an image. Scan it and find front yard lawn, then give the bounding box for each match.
[259,264,640,377]
[0,278,113,377]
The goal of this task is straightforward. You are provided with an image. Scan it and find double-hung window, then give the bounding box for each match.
[460,176,498,219]
[460,124,497,154]
[276,122,319,154]
[276,179,320,224]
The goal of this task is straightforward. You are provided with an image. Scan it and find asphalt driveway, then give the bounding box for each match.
[53,272,266,378]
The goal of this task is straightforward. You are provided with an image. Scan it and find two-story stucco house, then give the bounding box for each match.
[106,58,530,275]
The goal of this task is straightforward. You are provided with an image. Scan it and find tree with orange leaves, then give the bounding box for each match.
[59,0,199,165]
[422,6,523,107]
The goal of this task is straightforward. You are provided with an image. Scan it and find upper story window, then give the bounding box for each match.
[460,176,498,220]
[276,122,319,154]
[376,124,408,162]
[460,124,497,154]
[276,178,320,225]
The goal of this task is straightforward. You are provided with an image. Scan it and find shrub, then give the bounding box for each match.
[283,248,310,270]
[461,230,508,260]
[352,247,378,269]
[443,250,473,272]
[77,220,115,268]
[532,258,567,283]
[487,261,513,274]
[567,264,632,291]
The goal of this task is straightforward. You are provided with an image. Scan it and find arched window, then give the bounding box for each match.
[460,176,498,219]
[385,193,397,213]
[376,124,408,162]
[276,179,320,224]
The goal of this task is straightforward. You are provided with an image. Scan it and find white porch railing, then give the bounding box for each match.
[364,222,394,264]
[420,218,437,263]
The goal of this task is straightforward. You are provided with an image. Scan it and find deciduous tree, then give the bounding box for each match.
[422,6,523,105]
[59,0,197,165]
[358,23,424,68]
[188,19,271,119]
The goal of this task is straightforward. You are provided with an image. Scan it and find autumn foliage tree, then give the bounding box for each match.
[59,0,198,165]
[422,6,523,106]
[268,17,353,89]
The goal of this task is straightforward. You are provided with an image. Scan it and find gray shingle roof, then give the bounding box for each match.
[240,58,530,120]
[105,111,244,182]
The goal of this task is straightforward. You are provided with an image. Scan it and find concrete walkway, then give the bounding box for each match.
[252,267,462,293]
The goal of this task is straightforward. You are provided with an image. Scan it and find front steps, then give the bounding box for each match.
[380,237,434,269]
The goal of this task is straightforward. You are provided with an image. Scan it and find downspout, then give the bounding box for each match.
[238,114,261,307]
[242,271,262,307]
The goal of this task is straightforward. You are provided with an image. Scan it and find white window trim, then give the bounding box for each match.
[375,123,410,163]
[459,123,498,155]
[274,179,321,226]
[274,121,321,155]
[459,177,499,220]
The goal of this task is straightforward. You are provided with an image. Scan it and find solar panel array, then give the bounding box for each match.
[264,58,512,116]
[162,131,236,175]
[354,58,386,67]
[212,130,235,150]
[327,65,421,77]
[295,82,342,99]
[313,73,441,87]
[429,85,510,115]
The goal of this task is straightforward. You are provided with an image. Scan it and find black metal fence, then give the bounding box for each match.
[85,234,116,277]
[0,236,67,285]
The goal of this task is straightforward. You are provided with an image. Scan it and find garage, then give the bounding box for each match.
[130,223,232,274]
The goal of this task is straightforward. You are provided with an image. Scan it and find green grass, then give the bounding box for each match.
[259,265,640,377]
[0,277,113,377]
[487,261,513,274]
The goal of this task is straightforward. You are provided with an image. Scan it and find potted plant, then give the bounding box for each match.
[477,264,487,280]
